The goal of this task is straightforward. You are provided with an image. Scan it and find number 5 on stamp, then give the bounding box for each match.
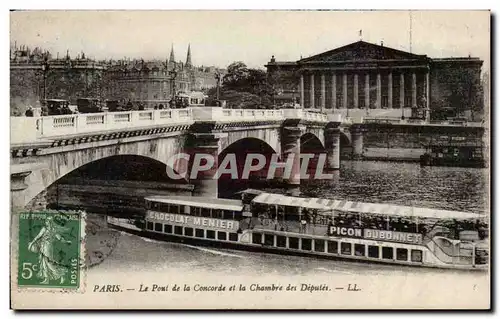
[17,211,82,289]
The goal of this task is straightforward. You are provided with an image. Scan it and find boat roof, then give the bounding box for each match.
[145,195,243,211]
[252,192,486,221]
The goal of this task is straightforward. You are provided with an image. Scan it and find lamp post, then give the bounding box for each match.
[169,69,178,98]
[215,71,221,100]
[41,57,49,102]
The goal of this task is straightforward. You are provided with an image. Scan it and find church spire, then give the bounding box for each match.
[185,44,192,67]
[169,44,175,63]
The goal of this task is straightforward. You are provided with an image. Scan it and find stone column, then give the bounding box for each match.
[300,74,305,107]
[365,74,370,108]
[320,73,326,111]
[353,74,359,109]
[189,133,222,198]
[376,73,382,108]
[412,72,417,107]
[350,125,364,159]
[400,73,405,109]
[342,73,347,108]
[325,125,341,170]
[331,73,337,109]
[426,70,430,110]
[388,72,393,108]
[310,73,315,108]
[281,125,306,185]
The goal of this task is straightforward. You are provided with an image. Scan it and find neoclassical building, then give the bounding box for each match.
[266,41,484,121]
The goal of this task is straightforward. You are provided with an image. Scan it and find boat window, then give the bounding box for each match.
[301,238,312,251]
[151,202,160,210]
[264,234,274,246]
[354,244,365,256]
[201,208,211,218]
[396,248,408,261]
[212,209,223,219]
[289,237,299,249]
[192,206,201,216]
[252,233,262,244]
[217,231,227,241]
[195,228,204,238]
[277,235,287,248]
[284,209,300,221]
[157,203,169,213]
[382,247,394,259]
[174,226,183,235]
[368,245,379,258]
[154,223,163,232]
[146,201,151,209]
[164,224,172,234]
[223,210,234,220]
[184,227,193,237]
[169,205,180,214]
[411,250,423,262]
[328,241,338,254]
[233,211,243,220]
[229,233,238,242]
[314,240,325,252]
[206,230,216,239]
[341,242,352,255]
[146,221,153,230]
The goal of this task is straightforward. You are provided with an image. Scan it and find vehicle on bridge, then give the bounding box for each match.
[107,191,488,270]
[42,99,77,116]
[77,98,104,113]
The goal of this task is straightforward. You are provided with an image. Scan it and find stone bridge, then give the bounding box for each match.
[11,108,355,211]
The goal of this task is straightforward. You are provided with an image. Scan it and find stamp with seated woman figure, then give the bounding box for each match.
[16,210,85,291]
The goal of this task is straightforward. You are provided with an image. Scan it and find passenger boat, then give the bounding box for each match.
[420,135,486,168]
[107,191,489,270]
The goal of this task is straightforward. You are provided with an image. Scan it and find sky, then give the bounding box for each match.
[10,10,490,70]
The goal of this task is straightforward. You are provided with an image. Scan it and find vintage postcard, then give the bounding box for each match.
[9,10,490,309]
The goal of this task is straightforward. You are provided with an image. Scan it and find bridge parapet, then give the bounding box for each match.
[363,116,484,127]
[11,109,194,144]
[11,108,334,145]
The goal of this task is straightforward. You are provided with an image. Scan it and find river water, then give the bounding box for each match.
[89,161,489,278]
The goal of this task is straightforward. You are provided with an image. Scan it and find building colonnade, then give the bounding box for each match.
[299,69,430,111]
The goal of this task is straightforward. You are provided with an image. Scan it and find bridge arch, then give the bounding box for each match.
[300,132,326,153]
[218,137,280,198]
[340,131,351,147]
[20,136,186,210]
[31,154,189,214]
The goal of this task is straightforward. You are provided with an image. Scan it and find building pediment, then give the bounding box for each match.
[299,41,428,64]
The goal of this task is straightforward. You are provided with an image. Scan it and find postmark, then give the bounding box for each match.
[16,210,85,291]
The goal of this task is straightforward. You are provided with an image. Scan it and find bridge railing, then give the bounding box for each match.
[11,108,333,145]
[11,109,194,144]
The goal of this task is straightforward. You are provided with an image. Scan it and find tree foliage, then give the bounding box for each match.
[208,61,277,109]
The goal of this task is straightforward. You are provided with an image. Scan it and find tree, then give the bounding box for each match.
[207,61,276,109]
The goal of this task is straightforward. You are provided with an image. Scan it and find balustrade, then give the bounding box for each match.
[11,107,333,144]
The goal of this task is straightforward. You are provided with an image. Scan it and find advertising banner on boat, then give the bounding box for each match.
[363,229,423,244]
[146,211,240,232]
[328,226,363,238]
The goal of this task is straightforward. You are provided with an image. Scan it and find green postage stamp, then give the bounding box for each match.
[16,210,85,290]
